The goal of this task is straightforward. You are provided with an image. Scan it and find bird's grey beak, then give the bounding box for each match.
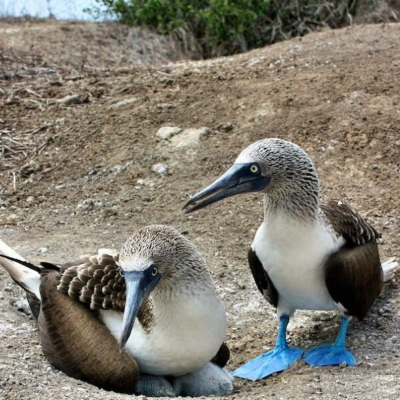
[120,269,161,350]
[183,163,271,214]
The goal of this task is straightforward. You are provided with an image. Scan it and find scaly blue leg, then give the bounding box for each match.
[304,316,356,367]
[232,315,304,381]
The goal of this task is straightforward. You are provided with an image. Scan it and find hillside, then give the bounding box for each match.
[0,18,400,400]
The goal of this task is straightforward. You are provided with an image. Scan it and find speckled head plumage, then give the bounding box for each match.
[236,138,317,186]
[237,138,320,218]
[119,225,214,290]
[184,138,320,220]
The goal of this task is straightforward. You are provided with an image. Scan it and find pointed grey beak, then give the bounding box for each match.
[120,269,161,350]
[183,163,271,214]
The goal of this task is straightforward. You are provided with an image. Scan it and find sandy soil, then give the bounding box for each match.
[0,18,400,400]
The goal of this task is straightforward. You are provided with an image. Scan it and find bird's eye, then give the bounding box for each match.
[119,268,124,276]
[250,164,259,173]
[151,266,158,277]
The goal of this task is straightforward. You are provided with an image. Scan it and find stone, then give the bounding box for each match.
[156,126,182,140]
[110,97,137,109]
[152,163,168,175]
[77,199,94,211]
[170,127,211,148]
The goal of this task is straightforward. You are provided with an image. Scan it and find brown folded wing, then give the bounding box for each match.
[248,247,278,308]
[322,201,383,320]
[39,268,139,393]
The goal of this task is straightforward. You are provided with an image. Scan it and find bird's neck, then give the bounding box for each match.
[263,190,320,224]
[155,275,216,302]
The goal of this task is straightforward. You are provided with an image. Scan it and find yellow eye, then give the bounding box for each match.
[151,267,158,276]
[250,165,259,173]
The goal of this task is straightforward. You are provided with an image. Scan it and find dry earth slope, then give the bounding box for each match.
[0,19,400,400]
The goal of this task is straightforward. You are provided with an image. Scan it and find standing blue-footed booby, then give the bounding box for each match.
[0,225,233,396]
[183,138,397,381]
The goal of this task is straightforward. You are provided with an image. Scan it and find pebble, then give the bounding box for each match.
[77,199,94,211]
[170,127,211,148]
[217,122,233,132]
[26,196,35,206]
[152,163,168,175]
[38,247,48,254]
[57,94,86,106]
[110,97,137,109]
[156,126,182,140]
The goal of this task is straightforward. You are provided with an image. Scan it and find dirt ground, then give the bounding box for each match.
[0,18,400,400]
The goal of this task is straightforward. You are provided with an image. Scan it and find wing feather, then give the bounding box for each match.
[322,201,383,319]
[248,248,278,308]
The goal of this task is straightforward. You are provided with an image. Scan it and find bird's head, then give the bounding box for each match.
[183,138,318,214]
[119,224,211,349]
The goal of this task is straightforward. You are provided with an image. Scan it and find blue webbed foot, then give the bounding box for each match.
[304,344,356,366]
[233,314,303,381]
[305,316,356,367]
[172,362,233,396]
[232,345,303,381]
[135,374,176,397]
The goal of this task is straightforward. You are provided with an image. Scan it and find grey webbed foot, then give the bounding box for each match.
[172,362,234,396]
[135,374,176,397]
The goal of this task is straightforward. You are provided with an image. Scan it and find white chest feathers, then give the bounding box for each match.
[253,215,345,315]
[100,292,227,376]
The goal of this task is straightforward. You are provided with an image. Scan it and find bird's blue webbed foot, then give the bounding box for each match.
[232,315,304,381]
[305,316,356,367]
[135,374,176,397]
[172,362,233,396]
[304,344,356,366]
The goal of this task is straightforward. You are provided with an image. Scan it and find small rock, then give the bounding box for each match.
[217,122,233,132]
[158,103,175,109]
[38,247,48,254]
[26,196,35,206]
[156,126,182,140]
[57,94,88,106]
[152,163,168,175]
[77,199,95,211]
[170,127,211,148]
[136,178,155,188]
[110,97,137,109]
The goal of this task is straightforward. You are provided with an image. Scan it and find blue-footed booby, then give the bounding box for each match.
[0,225,233,396]
[183,138,398,381]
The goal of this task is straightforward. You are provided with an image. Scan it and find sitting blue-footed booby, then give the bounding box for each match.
[183,138,397,381]
[0,225,233,396]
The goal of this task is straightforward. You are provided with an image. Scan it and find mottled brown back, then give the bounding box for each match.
[57,253,126,311]
[39,269,139,393]
[321,201,381,245]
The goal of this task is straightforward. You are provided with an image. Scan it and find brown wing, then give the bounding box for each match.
[248,248,278,308]
[39,269,139,393]
[57,252,126,312]
[322,200,383,320]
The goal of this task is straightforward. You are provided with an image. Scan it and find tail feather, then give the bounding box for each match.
[382,257,398,283]
[0,238,41,300]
